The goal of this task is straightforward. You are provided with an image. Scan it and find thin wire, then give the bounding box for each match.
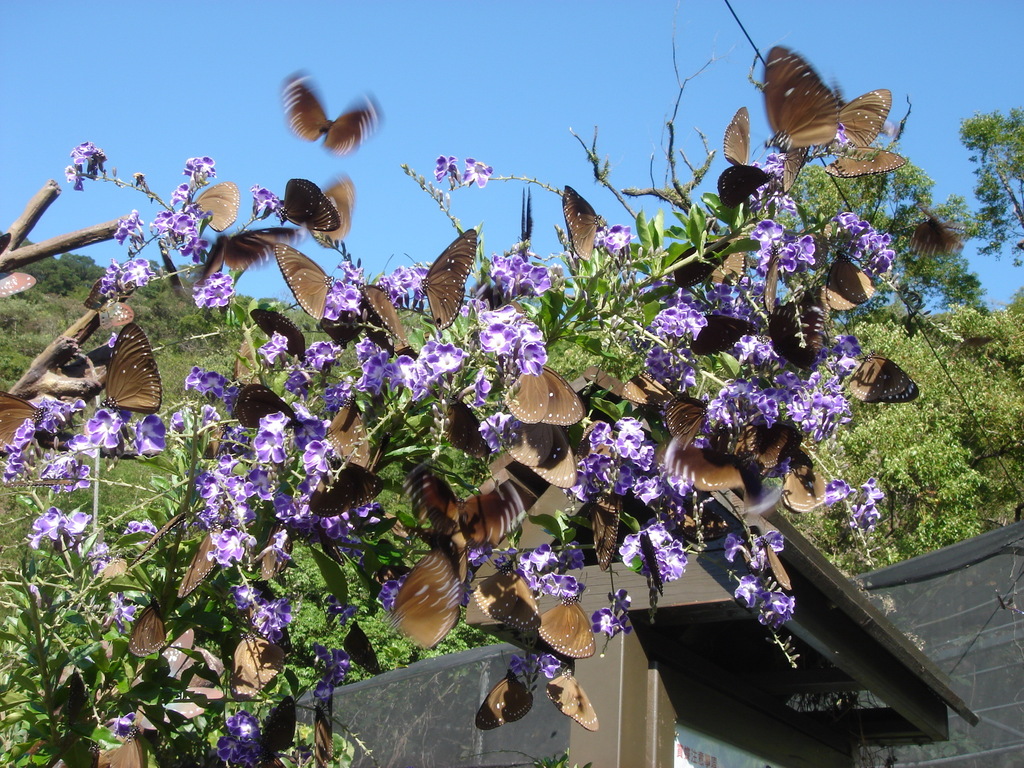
[722,0,765,66]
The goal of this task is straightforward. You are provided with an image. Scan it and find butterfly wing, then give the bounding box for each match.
[275,244,331,320]
[476,673,533,730]
[362,284,413,353]
[309,464,383,516]
[782,451,825,512]
[0,272,36,298]
[848,355,919,403]
[825,148,906,178]
[230,635,285,699]
[234,384,295,429]
[0,392,39,448]
[424,229,476,330]
[825,258,875,310]
[839,89,892,147]
[546,674,599,731]
[315,700,333,767]
[323,96,380,155]
[326,402,371,467]
[251,309,307,358]
[508,367,584,426]
[723,106,750,165]
[446,401,490,459]
[343,621,382,674]
[663,396,706,448]
[128,600,166,657]
[282,178,341,232]
[539,598,595,658]
[562,186,598,260]
[195,181,240,232]
[717,165,770,208]
[283,74,331,141]
[460,480,526,547]
[106,323,162,414]
[584,494,620,571]
[768,298,827,369]
[389,536,465,648]
[473,569,540,631]
[177,531,218,598]
[764,46,839,149]
[691,314,755,356]
[321,176,356,242]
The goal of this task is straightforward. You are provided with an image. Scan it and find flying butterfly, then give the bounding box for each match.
[104,323,162,414]
[476,672,533,730]
[283,73,380,155]
[546,673,599,731]
[251,308,307,359]
[562,186,598,260]
[0,271,36,298]
[910,211,963,255]
[691,314,755,356]
[282,178,342,232]
[782,450,825,512]
[326,401,371,467]
[824,257,875,310]
[768,297,828,370]
[321,175,356,243]
[98,302,134,329]
[231,634,285,700]
[389,533,466,648]
[234,384,295,429]
[424,229,476,330]
[764,46,839,149]
[177,531,218,599]
[848,354,919,403]
[128,599,166,657]
[508,422,578,489]
[473,564,541,631]
[201,228,298,282]
[838,89,892,147]
[582,493,620,571]
[0,391,42,450]
[539,595,596,659]
[736,422,802,472]
[825,148,906,178]
[194,180,240,232]
[507,366,585,426]
[446,401,490,459]
[275,244,334,320]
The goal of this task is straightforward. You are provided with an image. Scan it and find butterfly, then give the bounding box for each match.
[98,302,134,329]
[622,373,674,406]
[275,244,335,320]
[691,314,755,356]
[473,564,541,631]
[201,228,298,282]
[326,401,371,468]
[231,634,286,700]
[128,599,166,657]
[0,391,42,449]
[562,186,598,259]
[194,180,240,232]
[315,700,333,767]
[639,530,664,597]
[362,284,415,356]
[579,494,620,571]
[320,176,356,243]
[663,396,707,448]
[389,532,466,648]
[96,726,147,768]
[910,211,963,255]
[103,323,162,414]
[782,146,809,193]
[234,384,295,429]
[736,422,802,472]
[424,229,476,330]
[343,621,382,674]
[717,165,771,209]
[0,271,35,298]
[257,696,296,768]
[281,178,341,232]
[670,236,737,288]
[546,672,598,731]
[539,595,595,659]
[782,451,825,512]
[283,73,380,155]
[508,422,578,489]
[251,308,307,359]
[257,525,292,581]
[406,465,526,547]
[848,355,919,403]
[768,297,828,370]
[825,148,906,178]
[824,257,875,310]
[309,464,383,516]
[507,366,584,426]
[177,531,219,599]
[724,106,752,166]
[838,89,892,147]
[476,672,533,730]
[764,46,839,149]
[446,401,490,459]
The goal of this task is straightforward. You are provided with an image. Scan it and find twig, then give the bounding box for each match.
[6,180,61,249]
[0,219,122,271]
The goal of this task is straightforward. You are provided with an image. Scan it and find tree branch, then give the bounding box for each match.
[10,312,102,400]
[6,180,61,249]
[0,219,122,272]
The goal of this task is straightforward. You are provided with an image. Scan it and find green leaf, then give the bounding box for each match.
[309,547,349,604]
[635,210,651,251]
[590,396,627,421]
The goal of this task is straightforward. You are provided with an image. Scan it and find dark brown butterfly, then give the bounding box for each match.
[539,596,595,659]
[128,600,166,657]
[473,565,541,631]
[390,533,466,648]
[315,700,333,768]
[622,373,673,406]
[764,46,839,149]
[343,621,382,674]
[825,148,906,178]
[259,696,296,767]
[99,302,134,329]
[848,355,919,403]
[309,464,383,516]
[0,391,42,449]
[283,74,380,156]
[509,422,578,489]
[664,396,706,448]
[177,531,218,599]
[0,271,36,298]
[546,673,598,731]
[763,247,780,313]
[583,494,620,571]
[230,634,285,700]
[282,178,342,232]
[251,309,307,359]
[639,530,664,597]
[824,257,875,310]
[424,229,476,330]
[838,89,892,147]
[326,402,371,467]
[663,443,750,493]
[910,212,963,255]
[258,525,292,580]
[321,176,356,243]
[737,422,801,471]
[691,314,755,356]
[507,366,584,426]
[724,106,751,166]
[718,165,770,209]
[476,672,533,730]
[406,465,525,547]
[275,244,334,320]
[234,384,295,429]
[671,236,736,288]
[60,670,87,731]
[681,505,731,543]
[97,726,147,768]
[782,146,808,193]
[362,284,415,356]
[104,323,162,413]
[562,186,598,259]
[712,252,747,283]
[768,297,827,369]
[195,180,240,232]
[782,451,825,512]
[446,401,490,458]
[201,228,298,282]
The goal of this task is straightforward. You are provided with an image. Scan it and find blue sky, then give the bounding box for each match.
[2,1,1022,306]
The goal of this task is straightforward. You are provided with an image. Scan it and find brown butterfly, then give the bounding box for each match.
[424,229,476,330]
[476,672,534,730]
[473,565,541,631]
[362,284,415,356]
[230,634,285,700]
[201,228,298,282]
[258,696,296,767]
[764,46,839,149]
[0,391,42,449]
[176,531,219,599]
[509,422,578,489]
[724,106,751,166]
[507,366,584,426]
[736,422,801,472]
[848,355,919,403]
[326,401,371,467]
[251,309,306,359]
[768,297,828,370]
[99,302,134,329]
[663,396,706,448]
[825,148,906,178]
[283,74,380,156]
[309,464,383,516]
[0,271,36,298]
[282,178,342,232]
[562,186,598,259]
[582,494,620,571]
[315,700,333,767]
[539,596,595,659]
[258,524,292,580]
[234,384,295,429]
[663,443,752,493]
[343,621,382,674]
[546,673,599,731]
[128,599,166,657]
[691,314,755,356]
[838,89,892,147]
[103,323,162,414]
[824,257,875,310]
[389,533,466,648]
[321,176,356,243]
[781,146,808,193]
[671,236,737,288]
[96,726,147,768]
[718,165,771,208]
[446,401,490,459]
[275,244,334,320]
[910,211,963,255]
[782,451,825,512]
[194,180,240,232]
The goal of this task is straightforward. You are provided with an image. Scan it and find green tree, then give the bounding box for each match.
[20,252,104,298]
[960,108,1024,264]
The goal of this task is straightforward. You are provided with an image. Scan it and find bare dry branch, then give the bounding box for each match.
[0,219,122,272]
[7,180,61,249]
[10,312,102,399]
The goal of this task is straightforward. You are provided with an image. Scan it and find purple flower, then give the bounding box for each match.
[252,597,292,643]
[212,527,255,567]
[134,415,165,455]
[109,713,136,738]
[109,592,137,633]
[115,211,145,249]
[490,251,551,298]
[185,367,228,398]
[462,158,493,188]
[824,479,853,506]
[735,574,765,608]
[597,224,633,254]
[434,155,459,183]
[259,333,291,365]
[83,408,125,452]
[193,272,234,308]
[251,185,281,218]
[28,507,90,551]
[313,643,351,701]
[183,156,216,182]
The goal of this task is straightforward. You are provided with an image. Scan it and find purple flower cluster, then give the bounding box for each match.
[596,224,633,254]
[65,141,106,189]
[620,523,687,584]
[217,710,263,766]
[591,588,633,638]
[433,155,493,188]
[751,219,817,276]
[850,478,884,531]
[151,207,209,263]
[518,544,585,597]
[478,305,547,376]
[109,592,137,632]
[313,643,351,701]
[509,652,561,680]
[114,211,146,251]
[193,272,235,308]
[832,212,896,278]
[183,156,216,184]
[394,341,468,401]
[251,185,280,218]
[734,574,796,628]
[747,153,797,215]
[377,265,427,309]
[28,507,90,551]
[490,251,551,299]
